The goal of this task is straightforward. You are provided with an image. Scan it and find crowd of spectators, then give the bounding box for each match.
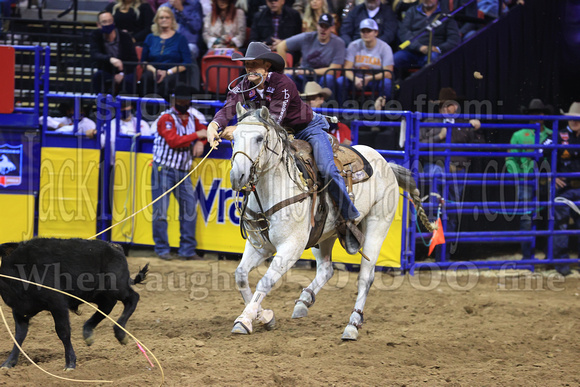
[86,0,518,102]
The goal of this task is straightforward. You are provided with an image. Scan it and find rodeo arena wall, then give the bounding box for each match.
[0,0,579,275]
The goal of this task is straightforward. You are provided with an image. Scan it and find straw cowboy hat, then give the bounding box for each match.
[521,98,553,114]
[232,42,285,74]
[560,102,580,116]
[300,81,332,99]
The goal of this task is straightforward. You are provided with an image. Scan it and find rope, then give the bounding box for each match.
[88,147,214,240]
[0,273,164,385]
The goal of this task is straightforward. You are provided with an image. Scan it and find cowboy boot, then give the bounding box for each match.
[345,220,365,255]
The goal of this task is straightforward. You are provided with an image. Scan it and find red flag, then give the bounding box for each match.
[428,218,446,256]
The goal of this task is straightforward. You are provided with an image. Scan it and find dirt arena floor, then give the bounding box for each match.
[0,254,579,386]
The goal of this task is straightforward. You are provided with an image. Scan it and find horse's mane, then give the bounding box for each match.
[237,108,307,190]
[238,108,293,152]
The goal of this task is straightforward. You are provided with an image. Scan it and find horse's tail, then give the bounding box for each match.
[388,162,436,233]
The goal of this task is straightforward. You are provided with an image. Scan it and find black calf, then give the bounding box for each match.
[0,238,148,370]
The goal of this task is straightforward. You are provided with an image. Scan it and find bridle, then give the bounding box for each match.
[231,110,308,249]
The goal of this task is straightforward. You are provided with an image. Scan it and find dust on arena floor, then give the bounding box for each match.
[0,255,578,386]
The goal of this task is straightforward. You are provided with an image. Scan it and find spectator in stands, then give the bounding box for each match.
[552,102,580,276]
[276,13,345,92]
[159,0,203,91]
[86,98,153,159]
[505,98,553,260]
[336,18,394,106]
[160,0,203,60]
[249,0,302,50]
[392,0,418,21]
[236,0,265,28]
[420,87,482,253]
[441,0,479,40]
[394,0,460,75]
[203,0,246,49]
[141,7,193,98]
[151,84,208,261]
[300,0,333,32]
[339,0,398,46]
[105,0,155,45]
[42,102,96,135]
[90,11,139,95]
[301,81,352,145]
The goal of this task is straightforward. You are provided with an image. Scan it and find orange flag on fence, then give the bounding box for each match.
[428,218,445,256]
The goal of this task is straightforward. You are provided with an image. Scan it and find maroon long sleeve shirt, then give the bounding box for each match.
[212,72,314,132]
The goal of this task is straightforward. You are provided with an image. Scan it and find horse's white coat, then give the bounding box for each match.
[229,105,400,339]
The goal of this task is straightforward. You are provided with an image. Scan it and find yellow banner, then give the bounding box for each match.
[111,153,403,267]
[38,147,100,238]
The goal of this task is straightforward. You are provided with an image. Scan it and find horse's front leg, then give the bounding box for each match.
[232,242,304,334]
[235,242,273,305]
[292,237,336,318]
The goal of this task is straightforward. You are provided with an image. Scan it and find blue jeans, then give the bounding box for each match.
[516,182,534,259]
[335,76,392,106]
[294,113,360,221]
[393,49,441,72]
[151,161,198,256]
[553,188,580,274]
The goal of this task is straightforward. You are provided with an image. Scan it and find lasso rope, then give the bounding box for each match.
[0,273,164,385]
[1,145,216,382]
[89,147,215,240]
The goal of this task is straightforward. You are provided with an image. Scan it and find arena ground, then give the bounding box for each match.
[0,255,579,386]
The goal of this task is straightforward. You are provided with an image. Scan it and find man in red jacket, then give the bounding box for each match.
[151,84,207,261]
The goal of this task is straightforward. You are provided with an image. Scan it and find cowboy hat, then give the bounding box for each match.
[432,87,463,106]
[300,81,332,98]
[166,83,195,103]
[521,98,552,114]
[232,42,285,74]
[560,102,580,117]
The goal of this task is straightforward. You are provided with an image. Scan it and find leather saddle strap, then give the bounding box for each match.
[245,192,311,220]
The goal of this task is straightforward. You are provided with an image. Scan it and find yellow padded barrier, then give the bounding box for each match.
[0,194,34,243]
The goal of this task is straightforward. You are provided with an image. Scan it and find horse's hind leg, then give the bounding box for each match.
[232,243,303,334]
[292,237,336,319]
[342,215,393,340]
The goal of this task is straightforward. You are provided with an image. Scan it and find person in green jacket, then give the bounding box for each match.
[505,99,553,259]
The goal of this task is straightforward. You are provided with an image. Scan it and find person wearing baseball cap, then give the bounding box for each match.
[335,18,394,105]
[207,42,362,252]
[276,13,346,92]
[339,0,398,46]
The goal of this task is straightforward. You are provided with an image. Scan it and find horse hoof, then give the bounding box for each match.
[231,321,251,335]
[341,325,359,341]
[258,309,276,330]
[291,303,309,319]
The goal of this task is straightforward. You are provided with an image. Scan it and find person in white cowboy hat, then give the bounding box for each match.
[552,101,580,276]
[505,98,553,261]
[300,81,352,145]
[206,42,363,254]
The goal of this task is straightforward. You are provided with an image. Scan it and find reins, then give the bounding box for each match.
[232,110,325,249]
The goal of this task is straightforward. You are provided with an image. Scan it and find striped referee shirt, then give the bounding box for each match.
[153,108,207,171]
